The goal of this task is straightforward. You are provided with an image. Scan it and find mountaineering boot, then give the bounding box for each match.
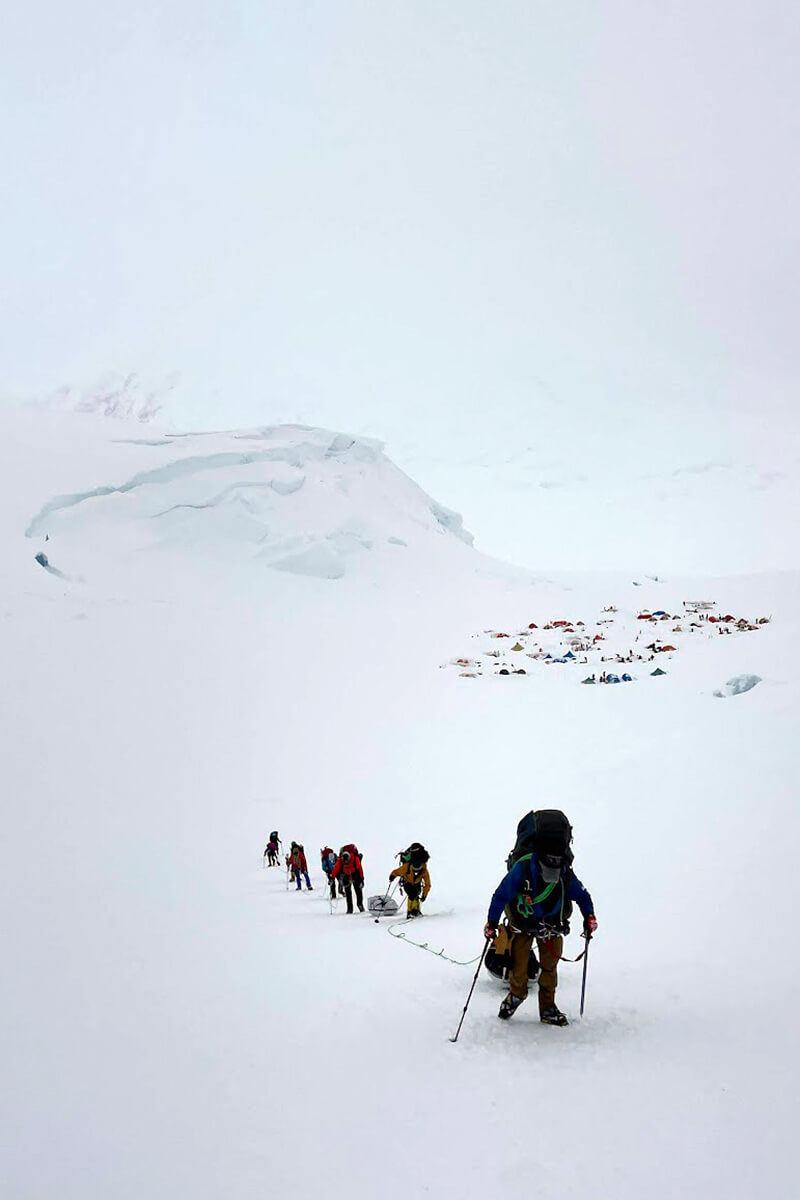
[540,1005,569,1026]
[357,903,364,913]
[498,992,525,1020]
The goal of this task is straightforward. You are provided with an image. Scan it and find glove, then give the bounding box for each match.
[484,921,498,941]
[584,914,598,937]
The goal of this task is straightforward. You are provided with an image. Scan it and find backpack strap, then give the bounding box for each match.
[515,855,559,917]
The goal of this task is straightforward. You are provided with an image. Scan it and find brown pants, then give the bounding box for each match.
[508,929,563,1014]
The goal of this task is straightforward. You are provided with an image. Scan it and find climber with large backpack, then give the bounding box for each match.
[330,844,365,914]
[484,810,597,1026]
[389,842,431,919]
[264,839,280,867]
[320,846,337,899]
[290,842,313,891]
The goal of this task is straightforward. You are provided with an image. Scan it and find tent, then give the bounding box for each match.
[651,667,667,676]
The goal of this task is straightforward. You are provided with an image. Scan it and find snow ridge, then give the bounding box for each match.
[24,423,475,580]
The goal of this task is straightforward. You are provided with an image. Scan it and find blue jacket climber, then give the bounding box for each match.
[488,854,594,929]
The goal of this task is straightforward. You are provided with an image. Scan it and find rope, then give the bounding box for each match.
[387,919,482,966]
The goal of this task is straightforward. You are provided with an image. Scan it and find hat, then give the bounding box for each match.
[539,852,564,883]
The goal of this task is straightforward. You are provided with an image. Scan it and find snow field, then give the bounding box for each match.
[1,411,797,1198]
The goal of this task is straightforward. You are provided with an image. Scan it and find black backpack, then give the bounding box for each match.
[505,810,575,934]
[506,810,573,871]
[400,842,429,869]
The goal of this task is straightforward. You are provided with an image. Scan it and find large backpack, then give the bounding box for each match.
[270,831,279,842]
[400,842,429,870]
[506,809,573,871]
[505,810,575,933]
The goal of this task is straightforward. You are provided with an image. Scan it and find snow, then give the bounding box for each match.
[1,406,797,1199]
[714,674,763,698]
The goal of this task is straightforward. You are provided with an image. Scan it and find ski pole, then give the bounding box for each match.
[580,935,590,1017]
[373,879,399,923]
[449,938,491,1044]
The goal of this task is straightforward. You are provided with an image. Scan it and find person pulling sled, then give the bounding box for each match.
[330,845,365,913]
[485,810,597,1026]
[389,842,431,919]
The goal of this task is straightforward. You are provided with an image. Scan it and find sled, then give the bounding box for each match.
[367,894,400,916]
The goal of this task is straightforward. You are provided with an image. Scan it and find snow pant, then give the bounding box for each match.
[295,871,312,890]
[324,871,336,899]
[267,851,278,866]
[508,929,563,1014]
[342,875,364,913]
[405,881,423,915]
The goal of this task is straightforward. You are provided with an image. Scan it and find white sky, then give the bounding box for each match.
[1,1,798,565]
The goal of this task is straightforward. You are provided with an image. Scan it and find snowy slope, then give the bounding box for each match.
[384,403,800,577]
[1,407,797,1200]
[21,419,474,584]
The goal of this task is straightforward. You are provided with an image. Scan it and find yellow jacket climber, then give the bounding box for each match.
[389,843,431,919]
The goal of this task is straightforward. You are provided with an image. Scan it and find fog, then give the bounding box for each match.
[2,1,798,566]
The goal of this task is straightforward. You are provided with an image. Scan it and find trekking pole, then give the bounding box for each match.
[580,935,590,1017]
[449,938,490,1044]
[373,879,399,924]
